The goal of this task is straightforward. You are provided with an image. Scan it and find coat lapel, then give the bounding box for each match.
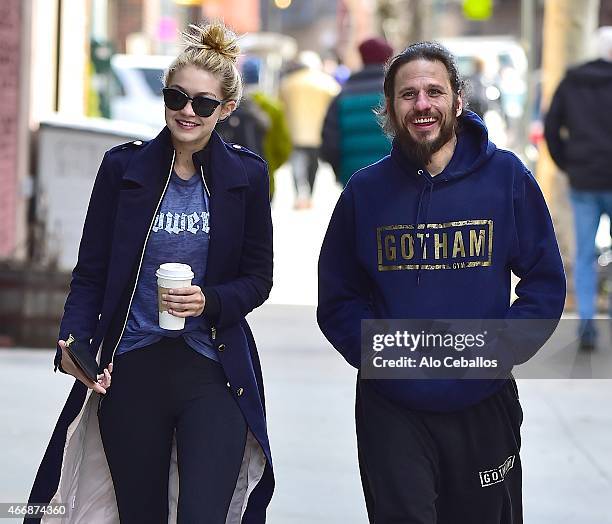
[200,131,250,286]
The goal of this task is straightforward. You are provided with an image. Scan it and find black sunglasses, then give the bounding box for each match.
[162,87,225,118]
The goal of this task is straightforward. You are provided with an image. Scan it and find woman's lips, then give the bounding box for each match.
[176,119,200,130]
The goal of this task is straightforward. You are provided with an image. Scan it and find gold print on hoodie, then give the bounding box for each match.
[376,220,493,271]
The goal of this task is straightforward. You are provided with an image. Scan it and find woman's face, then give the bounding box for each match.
[164,64,235,150]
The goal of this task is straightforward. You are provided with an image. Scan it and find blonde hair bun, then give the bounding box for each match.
[181,21,240,63]
[165,20,243,104]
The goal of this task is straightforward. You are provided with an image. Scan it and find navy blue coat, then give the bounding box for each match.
[27,127,274,523]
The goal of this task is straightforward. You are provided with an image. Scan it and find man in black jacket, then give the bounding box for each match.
[544,26,612,350]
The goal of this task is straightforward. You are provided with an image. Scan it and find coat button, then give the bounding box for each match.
[236,387,244,396]
[133,140,143,146]
[217,343,225,352]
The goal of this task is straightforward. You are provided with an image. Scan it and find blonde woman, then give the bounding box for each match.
[27,21,273,524]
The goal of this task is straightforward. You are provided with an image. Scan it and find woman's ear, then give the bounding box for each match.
[219,100,237,121]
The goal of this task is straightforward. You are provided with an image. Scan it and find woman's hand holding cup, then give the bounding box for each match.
[161,285,206,317]
[156,263,200,329]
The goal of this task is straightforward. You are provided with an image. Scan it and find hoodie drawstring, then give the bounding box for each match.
[414,170,435,285]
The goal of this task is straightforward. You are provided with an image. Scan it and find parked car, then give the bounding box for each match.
[109,54,173,129]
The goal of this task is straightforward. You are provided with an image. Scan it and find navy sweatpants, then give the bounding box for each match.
[356,378,523,524]
[98,338,247,524]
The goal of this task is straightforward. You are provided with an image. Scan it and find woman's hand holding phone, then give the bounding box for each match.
[58,339,113,394]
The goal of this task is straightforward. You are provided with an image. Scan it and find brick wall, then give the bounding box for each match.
[113,0,144,53]
[0,0,20,258]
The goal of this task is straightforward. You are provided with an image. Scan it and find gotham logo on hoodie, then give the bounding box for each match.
[376,219,493,271]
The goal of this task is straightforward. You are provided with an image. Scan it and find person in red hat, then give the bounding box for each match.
[321,37,394,186]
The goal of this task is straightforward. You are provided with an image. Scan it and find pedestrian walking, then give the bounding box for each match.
[320,37,393,187]
[280,51,340,209]
[318,42,566,523]
[216,58,270,167]
[218,57,291,200]
[544,26,612,350]
[26,20,274,524]
[466,56,489,119]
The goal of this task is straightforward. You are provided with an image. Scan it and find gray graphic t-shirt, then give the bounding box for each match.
[115,170,217,361]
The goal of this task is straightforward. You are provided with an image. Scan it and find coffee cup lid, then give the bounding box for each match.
[156,263,194,280]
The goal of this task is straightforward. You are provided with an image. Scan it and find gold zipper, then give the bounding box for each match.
[65,333,75,348]
[109,151,176,364]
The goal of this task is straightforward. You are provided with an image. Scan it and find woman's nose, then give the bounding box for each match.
[180,100,196,116]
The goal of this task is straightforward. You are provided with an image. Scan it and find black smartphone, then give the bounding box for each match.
[64,334,99,383]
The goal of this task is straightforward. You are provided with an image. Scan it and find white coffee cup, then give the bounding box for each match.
[156,263,194,330]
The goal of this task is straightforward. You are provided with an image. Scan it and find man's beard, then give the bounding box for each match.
[392,102,458,166]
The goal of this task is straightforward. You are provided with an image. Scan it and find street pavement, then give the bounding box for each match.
[1,164,611,522]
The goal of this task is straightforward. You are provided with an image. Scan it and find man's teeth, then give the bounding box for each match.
[178,120,198,127]
[413,117,436,124]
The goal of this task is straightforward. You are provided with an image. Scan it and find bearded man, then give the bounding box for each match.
[317,42,566,523]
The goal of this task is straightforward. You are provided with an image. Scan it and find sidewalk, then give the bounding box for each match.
[268,162,340,306]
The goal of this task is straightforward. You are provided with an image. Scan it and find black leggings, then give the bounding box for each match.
[98,338,247,524]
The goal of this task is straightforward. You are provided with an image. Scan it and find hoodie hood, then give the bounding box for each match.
[567,58,612,85]
[391,110,497,184]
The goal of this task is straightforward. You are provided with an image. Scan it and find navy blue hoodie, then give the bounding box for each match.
[317,111,566,412]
